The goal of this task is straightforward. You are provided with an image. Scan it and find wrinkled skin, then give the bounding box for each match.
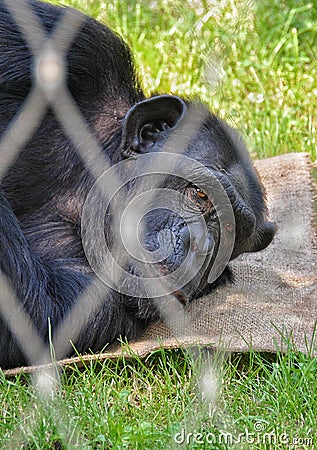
[0,0,275,369]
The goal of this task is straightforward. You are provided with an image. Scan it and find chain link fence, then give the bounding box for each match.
[0,0,240,378]
[0,0,294,446]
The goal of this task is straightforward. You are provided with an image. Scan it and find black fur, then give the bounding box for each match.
[0,0,275,369]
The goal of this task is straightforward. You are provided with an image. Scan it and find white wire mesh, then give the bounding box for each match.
[0,0,264,446]
[0,0,239,369]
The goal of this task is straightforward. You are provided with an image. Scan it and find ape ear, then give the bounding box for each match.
[120,95,186,156]
[251,221,276,252]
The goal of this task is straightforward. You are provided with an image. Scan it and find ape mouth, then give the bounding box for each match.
[154,256,213,304]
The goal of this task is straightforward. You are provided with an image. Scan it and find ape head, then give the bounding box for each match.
[83,94,275,303]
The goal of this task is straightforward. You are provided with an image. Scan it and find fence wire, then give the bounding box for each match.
[0,0,238,446]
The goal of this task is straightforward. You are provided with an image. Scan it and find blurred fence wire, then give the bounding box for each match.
[0,0,232,446]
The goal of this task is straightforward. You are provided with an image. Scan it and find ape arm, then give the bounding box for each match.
[0,188,141,369]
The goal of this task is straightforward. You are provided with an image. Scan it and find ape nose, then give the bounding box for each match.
[180,224,213,256]
[190,234,214,256]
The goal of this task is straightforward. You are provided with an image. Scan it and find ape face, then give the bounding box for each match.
[84,95,275,303]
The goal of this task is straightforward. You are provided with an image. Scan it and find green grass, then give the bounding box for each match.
[1,347,317,448]
[54,0,316,161]
[1,0,316,448]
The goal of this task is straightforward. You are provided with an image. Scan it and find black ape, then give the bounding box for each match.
[0,0,275,369]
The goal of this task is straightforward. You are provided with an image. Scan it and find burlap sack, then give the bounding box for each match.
[139,152,317,354]
[4,152,316,376]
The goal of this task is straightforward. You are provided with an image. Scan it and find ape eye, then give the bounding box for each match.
[194,187,208,201]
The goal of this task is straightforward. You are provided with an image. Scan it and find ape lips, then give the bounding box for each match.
[0,0,275,369]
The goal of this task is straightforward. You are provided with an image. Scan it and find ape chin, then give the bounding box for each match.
[0,0,275,369]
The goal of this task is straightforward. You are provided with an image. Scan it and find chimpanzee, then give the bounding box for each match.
[0,0,275,369]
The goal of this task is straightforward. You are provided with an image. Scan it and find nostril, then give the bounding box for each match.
[191,236,214,256]
[190,238,199,252]
[180,224,213,256]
